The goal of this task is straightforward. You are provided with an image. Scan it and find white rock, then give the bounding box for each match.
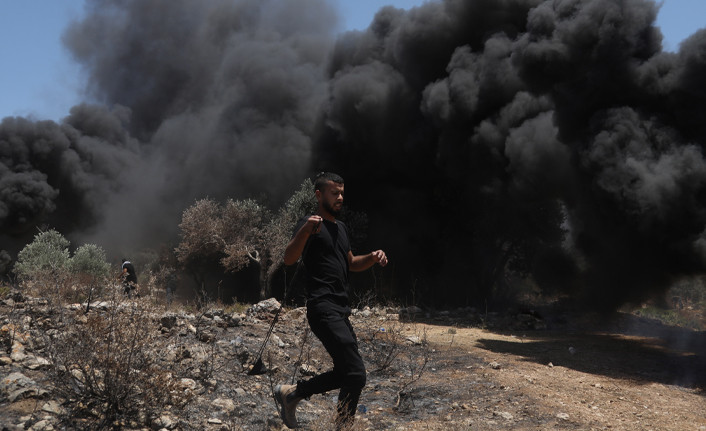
[213,398,235,412]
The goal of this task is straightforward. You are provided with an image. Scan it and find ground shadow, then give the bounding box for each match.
[405,310,706,391]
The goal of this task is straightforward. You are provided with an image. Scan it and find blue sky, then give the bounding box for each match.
[0,0,703,122]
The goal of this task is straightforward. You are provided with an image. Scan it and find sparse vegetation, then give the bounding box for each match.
[45,295,191,429]
[13,229,71,303]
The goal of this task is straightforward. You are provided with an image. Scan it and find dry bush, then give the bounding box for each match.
[44,294,191,429]
[360,321,403,373]
[354,307,432,412]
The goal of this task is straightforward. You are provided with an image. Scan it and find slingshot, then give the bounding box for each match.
[248,218,320,375]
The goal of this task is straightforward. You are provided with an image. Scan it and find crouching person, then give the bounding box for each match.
[275,173,387,429]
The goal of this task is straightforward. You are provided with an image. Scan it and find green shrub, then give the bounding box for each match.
[14,229,70,280]
[14,229,71,301]
[69,244,112,303]
[69,244,111,282]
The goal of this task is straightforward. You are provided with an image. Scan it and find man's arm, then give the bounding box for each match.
[348,249,388,272]
[283,215,322,266]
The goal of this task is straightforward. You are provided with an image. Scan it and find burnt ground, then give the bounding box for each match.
[1,295,705,430]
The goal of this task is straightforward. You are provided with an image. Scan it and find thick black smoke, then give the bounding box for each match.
[2,0,706,310]
[2,0,338,259]
[315,0,706,309]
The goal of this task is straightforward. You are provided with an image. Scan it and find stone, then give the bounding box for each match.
[42,400,64,415]
[152,415,177,430]
[227,313,243,327]
[25,355,51,370]
[271,334,285,348]
[29,419,53,431]
[247,298,281,318]
[494,411,513,420]
[2,372,38,402]
[10,341,27,362]
[180,378,197,391]
[406,335,422,345]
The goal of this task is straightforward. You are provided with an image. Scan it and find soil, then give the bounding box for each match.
[1,298,704,431]
[368,310,706,431]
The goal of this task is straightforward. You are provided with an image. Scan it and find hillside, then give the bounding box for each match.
[1,293,704,430]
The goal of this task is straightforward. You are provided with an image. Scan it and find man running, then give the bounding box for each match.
[275,172,388,429]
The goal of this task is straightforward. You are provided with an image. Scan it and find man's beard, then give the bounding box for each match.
[323,200,342,217]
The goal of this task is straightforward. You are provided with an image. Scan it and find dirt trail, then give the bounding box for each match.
[394,314,706,430]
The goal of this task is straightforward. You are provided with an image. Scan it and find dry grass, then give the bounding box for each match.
[43,290,191,429]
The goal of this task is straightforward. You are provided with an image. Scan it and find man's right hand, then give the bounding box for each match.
[306,215,323,234]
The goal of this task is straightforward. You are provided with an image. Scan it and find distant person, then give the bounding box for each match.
[275,172,388,430]
[119,259,138,298]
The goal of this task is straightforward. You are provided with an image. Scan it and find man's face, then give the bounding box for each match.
[318,181,344,217]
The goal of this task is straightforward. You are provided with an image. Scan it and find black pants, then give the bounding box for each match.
[296,302,366,423]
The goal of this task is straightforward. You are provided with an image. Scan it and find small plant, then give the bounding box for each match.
[14,229,71,305]
[68,243,111,307]
[46,294,191,429]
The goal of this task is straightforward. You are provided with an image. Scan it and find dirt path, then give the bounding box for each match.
[393,315,706,430]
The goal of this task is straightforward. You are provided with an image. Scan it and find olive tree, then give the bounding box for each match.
[14,229,71,300]
[69,243,111,307]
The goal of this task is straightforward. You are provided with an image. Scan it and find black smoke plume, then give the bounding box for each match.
[315,0,706,309]
[2,0,706,310]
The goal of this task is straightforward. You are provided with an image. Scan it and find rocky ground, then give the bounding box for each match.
[1,292,705,430]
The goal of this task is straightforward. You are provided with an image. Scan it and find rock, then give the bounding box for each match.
[213,398,235,412]
[557,412,569,420]
[42,400,64,415]
[207,418,223,424]
[29,419,54,431]
[489,362,501,370]
[1,372,41,402]
[494,411,513,420]
[234,387,246,397]
[25,355,51,370]
[10,341,27,362]
[286,307,307,320]
[405,335,422,345]
[247,298,281,319]
[271,334,285,348]
[227,313,243,327]
[152,414,177,430]
[180,378,198,391]
[0,356,12,366]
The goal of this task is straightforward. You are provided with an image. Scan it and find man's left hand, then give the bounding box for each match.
[371,250,388,267]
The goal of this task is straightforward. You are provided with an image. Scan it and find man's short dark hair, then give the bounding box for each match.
[314,172,344,192]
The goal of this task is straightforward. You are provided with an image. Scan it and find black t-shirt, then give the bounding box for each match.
[293,216,351,309]
[122,261,137,283]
